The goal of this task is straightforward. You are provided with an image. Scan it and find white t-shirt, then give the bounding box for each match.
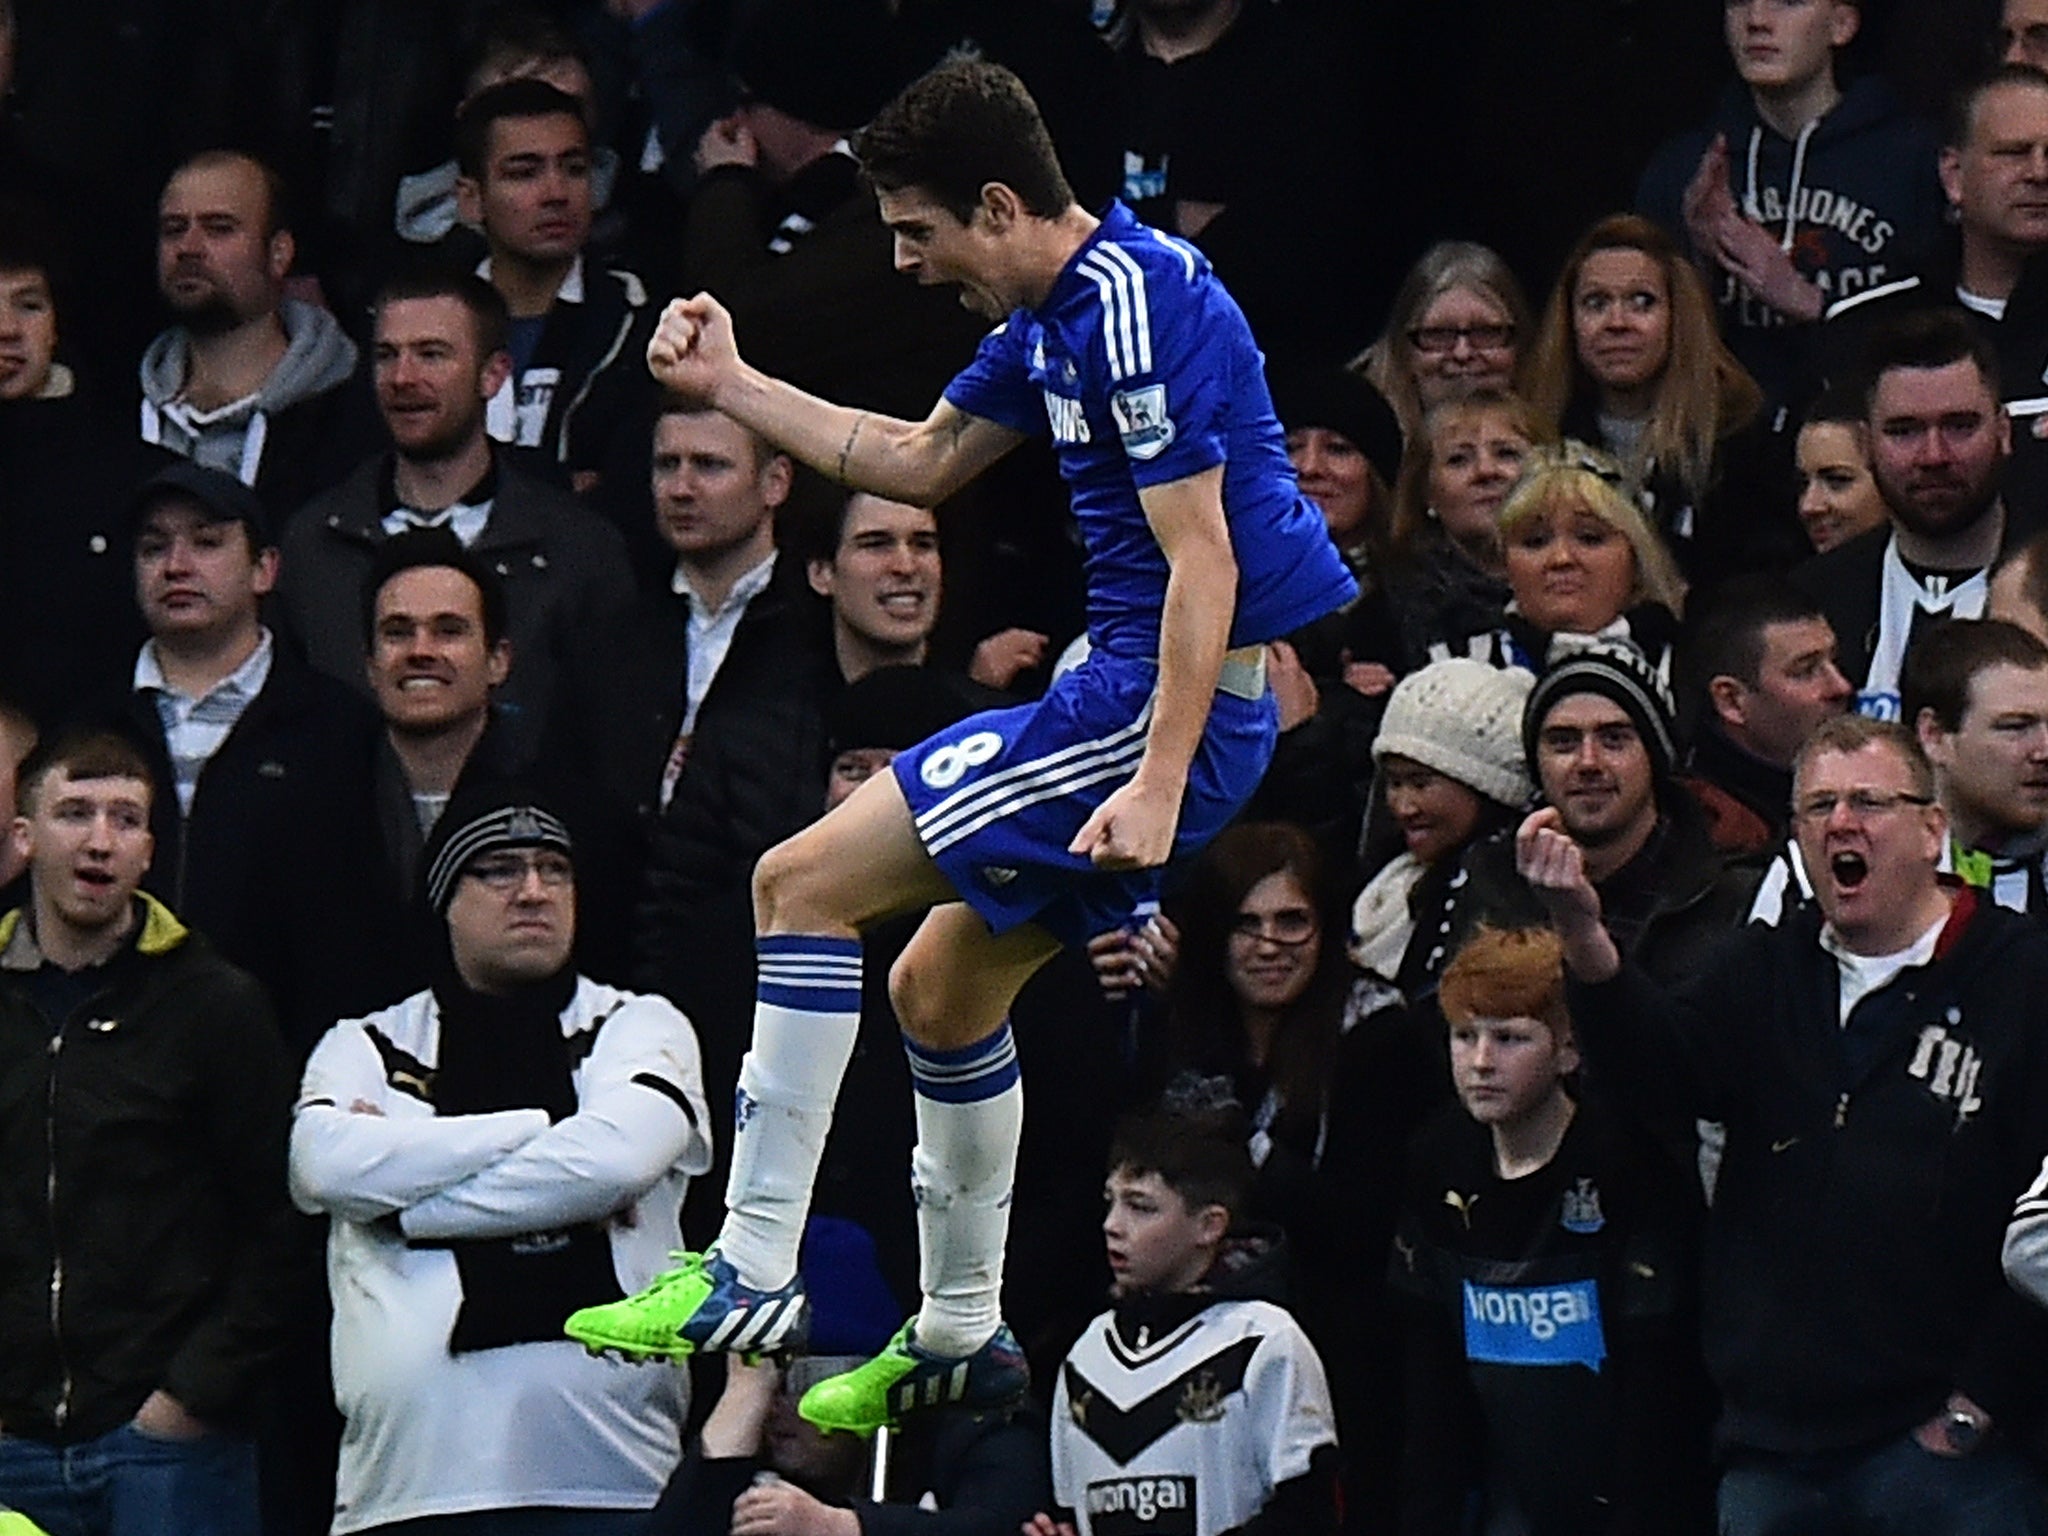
[1821,910,1946,1028]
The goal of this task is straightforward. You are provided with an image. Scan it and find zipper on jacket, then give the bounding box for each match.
[45,1027,72,1428]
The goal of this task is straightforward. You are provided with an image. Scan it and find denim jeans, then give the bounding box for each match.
[0,1423,259,1536]
[1719,1431,2048,1536]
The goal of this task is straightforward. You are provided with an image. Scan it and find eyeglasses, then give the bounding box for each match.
[1229,910,1319,946]
[464,850,574,891]
[1791,790,1934,823]
[1407,323,1515,355]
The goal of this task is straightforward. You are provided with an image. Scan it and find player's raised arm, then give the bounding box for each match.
[647,294,1024,506]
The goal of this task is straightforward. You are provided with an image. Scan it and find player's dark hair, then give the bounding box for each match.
[857,58,1074,224]
[1858,307,2003,417]
[1901,618,2048,735]
[371,266,511,362]
[1109,1103,1254,1224]
[455,77,588,181]
[361,526,510,650]
[18,727,154,815]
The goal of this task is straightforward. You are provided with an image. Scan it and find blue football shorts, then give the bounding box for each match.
[891,648,1277,946]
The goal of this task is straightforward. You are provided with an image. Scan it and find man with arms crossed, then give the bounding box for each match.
[567,58,1355,1434]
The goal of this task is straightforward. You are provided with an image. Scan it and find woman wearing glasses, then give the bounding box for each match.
[1528,213,1796,590]
[1353,241,1529,441]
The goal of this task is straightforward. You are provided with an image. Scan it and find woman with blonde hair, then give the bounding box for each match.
[1444,440,1687,677]
[1527,213,1793,589]
[1354,241,1529,440]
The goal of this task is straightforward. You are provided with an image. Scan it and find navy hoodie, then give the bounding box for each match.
[1638,74,1944,414]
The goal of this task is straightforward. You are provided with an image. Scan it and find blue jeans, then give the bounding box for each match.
[1719,1432,2048,1536]
[0,1424,259,1536]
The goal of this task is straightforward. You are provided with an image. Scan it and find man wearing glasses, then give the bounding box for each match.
[1521,712,2048,1536]
[290,785,712,1536]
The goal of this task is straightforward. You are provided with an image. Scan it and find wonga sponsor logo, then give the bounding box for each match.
[1087,1475,1195,1536]
[1462,1280,1606,1371]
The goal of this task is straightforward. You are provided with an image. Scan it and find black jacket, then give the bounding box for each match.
[1559,397,1798,595]
[1569,890,2048,1455]
[1791,524,1893,696]
[543,552,821,838]
[1683,724,1793,856]
[278,450,636,762]
[1789,522,2026,708]
[633,656,998,1003]
[495,259,659,488]
[1447,795,1761,989]
[0,897,297,1441]
[0,385,166,724]
[120,643,389,1054]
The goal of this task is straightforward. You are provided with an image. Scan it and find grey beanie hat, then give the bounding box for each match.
[1373,658,1536,809]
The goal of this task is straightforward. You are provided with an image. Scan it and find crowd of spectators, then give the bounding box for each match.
[18,0,2048,1533]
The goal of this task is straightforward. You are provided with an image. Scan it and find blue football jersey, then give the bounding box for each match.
[943,201,1356,659]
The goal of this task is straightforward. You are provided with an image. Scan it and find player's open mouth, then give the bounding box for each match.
[1830,851,1868,892]
[75,868,116,890]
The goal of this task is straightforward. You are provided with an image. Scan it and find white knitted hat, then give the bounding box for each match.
[1372,658,1536,809]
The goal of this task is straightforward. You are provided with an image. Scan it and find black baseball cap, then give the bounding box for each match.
[130,461,273,549]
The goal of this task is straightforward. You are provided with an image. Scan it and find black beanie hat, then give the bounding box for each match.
[1522,639,1678,783]
[1267,367,1404,488]
[422,780,574,914]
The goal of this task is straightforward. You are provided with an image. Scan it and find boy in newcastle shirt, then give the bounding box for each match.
[1389,926,1709,1536]
[1027,1106,1339,1536]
